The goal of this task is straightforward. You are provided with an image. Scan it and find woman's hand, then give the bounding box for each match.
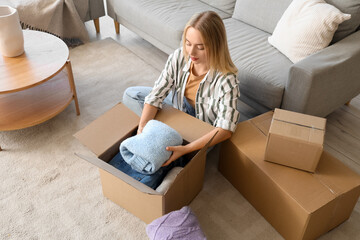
[137,125,144,135]
[162,145,190,166]
[137,104,158,135]
[162,127,232,167]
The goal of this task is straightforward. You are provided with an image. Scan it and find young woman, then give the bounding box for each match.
[123,11,239,166]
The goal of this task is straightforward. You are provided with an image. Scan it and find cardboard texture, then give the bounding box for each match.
[219,112,360,240]
[265,108,326,172]
[74,103,214,223]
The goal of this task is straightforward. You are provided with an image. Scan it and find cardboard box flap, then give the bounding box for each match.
[163,130,217,197]
[248,111,273,136]
[75,153,160,195]
[234,117,360,213]
[163,143,206,194]
[162,131,215,213]
[273,108,326,131]
[163,129,216,192]
[192,129,218,158]
[74,103,139,157]
[155,105,214,142]
[232,111,273,146]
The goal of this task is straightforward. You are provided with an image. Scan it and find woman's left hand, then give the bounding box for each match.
[162,127,232,167]
[162,145,190,166]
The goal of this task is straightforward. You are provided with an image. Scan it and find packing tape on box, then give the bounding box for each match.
[312,173,338,195]
[273,118,325,131]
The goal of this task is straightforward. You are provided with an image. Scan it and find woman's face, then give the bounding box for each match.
[185,27,208,67]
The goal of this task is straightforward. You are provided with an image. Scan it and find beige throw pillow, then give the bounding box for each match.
[268,0,351,63]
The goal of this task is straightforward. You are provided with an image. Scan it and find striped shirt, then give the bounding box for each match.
[145,47,240,132]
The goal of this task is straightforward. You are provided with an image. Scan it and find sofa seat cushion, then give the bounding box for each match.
[111,0,231,51]
[225,18,292,110]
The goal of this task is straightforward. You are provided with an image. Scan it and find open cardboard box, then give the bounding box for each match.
[265,108,326,172]
[74,103,214,223]
[219,111,360,240]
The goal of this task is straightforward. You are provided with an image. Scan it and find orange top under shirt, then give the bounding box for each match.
[184,63,207,107]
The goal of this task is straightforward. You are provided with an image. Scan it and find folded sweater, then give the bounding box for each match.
[146,206,207,240]
[120,120,183,174]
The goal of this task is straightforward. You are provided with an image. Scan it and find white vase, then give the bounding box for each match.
[0,5,24,57]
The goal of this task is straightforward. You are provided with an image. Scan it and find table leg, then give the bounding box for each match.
[93,19,100,33]
[114,20,120,34]
[66,60,80,115]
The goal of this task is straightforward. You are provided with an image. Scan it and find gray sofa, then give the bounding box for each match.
[106,0,360,117]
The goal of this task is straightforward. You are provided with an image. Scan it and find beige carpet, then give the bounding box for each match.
[0,38,359,240]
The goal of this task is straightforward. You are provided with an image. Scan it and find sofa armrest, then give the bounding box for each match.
[281,30,360,117]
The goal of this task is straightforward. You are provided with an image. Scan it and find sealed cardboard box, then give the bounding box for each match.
[219,112,360,240]
[265,108,326,172]
[74,103,214,223]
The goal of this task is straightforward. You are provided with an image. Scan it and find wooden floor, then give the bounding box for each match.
[84,14,360,173]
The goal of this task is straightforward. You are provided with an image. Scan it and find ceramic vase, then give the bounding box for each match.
[0,5,24,57]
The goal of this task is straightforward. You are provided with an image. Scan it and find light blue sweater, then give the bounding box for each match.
[120,120,183,174]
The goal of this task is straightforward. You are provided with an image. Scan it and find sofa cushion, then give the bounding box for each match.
[225,18,292,110]
[268,0,351,63]
[232,0,360,41]
[326,0,360,43]
[232,0,292,34]
[199,0,236,15]
[111,0,231,51]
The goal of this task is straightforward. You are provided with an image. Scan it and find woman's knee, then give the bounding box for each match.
[123,86,151,102]
[123,86,138,102]
[122,86,152,116]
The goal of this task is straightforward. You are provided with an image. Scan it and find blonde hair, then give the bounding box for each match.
[182,11,237,74]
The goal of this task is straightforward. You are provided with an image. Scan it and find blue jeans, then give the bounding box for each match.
[109,152,189,190]
[122,86,195,117]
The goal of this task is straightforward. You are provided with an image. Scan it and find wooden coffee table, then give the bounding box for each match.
[0,30,80,151]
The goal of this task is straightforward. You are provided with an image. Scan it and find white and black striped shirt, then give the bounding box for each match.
[145,48,240,132]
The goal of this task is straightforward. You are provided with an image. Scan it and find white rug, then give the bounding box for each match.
[1,38,359,240]
[0,38,157,240]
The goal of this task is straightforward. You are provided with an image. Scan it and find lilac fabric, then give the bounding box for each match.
[146,206,207,240]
